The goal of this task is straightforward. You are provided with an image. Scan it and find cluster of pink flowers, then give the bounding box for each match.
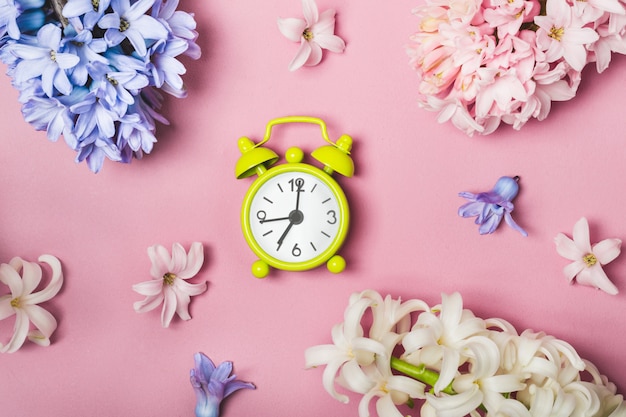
[407,0,626,135]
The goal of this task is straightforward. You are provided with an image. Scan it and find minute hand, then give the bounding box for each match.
[276,222,294,251]
[294,178,304,210]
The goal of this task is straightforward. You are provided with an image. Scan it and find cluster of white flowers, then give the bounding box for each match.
[305,290,625,417]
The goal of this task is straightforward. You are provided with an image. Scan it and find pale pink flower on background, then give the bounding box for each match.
[277,0,346,71]
[0,255,63,353]
[133,242,207,327]
[554,217,621,295]
[483,0,539,37]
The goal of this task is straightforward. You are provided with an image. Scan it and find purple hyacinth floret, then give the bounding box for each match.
[458,176,528,236]
[0,0,200,172]
[190,352,255,417]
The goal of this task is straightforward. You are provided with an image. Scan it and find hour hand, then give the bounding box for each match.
[259,216,290,224]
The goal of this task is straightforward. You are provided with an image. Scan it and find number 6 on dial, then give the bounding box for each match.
[235,117,354,278]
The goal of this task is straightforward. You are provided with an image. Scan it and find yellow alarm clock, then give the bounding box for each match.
[235,116,354,278]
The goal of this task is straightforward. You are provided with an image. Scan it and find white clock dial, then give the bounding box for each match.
[248,171,342,264]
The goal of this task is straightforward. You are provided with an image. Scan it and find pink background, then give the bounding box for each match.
[1,0,625,416]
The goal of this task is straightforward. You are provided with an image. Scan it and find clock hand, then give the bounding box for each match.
[294,178,304,211]
[276,222,294,251]
[259,216,290,224]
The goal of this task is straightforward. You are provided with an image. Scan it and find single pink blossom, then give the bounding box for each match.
[0,255,63,353]
[277,0,346,71]
[554,217,621,295]
[535,0,599,70]
[133,242,207,327]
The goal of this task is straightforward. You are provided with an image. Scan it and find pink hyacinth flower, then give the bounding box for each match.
[555,217,621,295]
[277,0,346,71]
[133,242,207,327]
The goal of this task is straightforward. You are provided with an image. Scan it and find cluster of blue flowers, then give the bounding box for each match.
[0,0,200,172]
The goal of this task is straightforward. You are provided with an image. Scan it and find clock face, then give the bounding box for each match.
[243,165,348,269]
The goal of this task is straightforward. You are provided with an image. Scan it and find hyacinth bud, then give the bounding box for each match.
[17,0,46,9]
[493,176,520,202]
[16,9,45,34]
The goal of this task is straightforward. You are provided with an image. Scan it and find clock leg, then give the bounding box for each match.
[326,255,346,274]
[252,260,270,278]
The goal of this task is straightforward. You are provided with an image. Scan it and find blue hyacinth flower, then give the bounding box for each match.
[458,176,528,236]
[190,353,255,417]
[0,0,201,172]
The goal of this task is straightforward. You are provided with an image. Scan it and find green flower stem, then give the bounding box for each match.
[390,357,455,395]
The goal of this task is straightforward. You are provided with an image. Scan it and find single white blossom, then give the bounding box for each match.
[0,255,63,353]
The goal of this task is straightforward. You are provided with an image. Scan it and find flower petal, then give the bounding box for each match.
[19,259,42,296]
[169,242,188,273]
[563,260,584,282]
[161,287,177,327]
[576,266,618,295]
[178,242,204,279]
[0,297,16,321]
[148,244,170,279]
[304,344,345,368]
[572,217,592,253]
[555,233,582,261]
[376,393,406,417]
[1,310,30,353]
[288,40,312,71]
[304,41,323,66]
[174,279,207,296]
[277,17,306,42]
[301,0,319,27]
[26,255,63,305]
[0,262,24,296]
[314,33,345,53]
[427,384,484,417]
[132,279,164,296]
[592,238,621,265]
[133,294,164,313]
[24,304,57,339]
[223,380,256,398]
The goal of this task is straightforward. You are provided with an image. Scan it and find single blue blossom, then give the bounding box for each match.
[458,176,528,236]
[70,91,118,139]
[21,86,89,149]
[9,23,80,96]
[0,0,21,40]
[61,28,109,86]
[190,352,255,417]
[75,129,122,173]
[151,0,201,59]
[62,0,111,30]
[87,60,148,115]
[116,106,157,161]
[98,0,168,57]
[147,37,188,97]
